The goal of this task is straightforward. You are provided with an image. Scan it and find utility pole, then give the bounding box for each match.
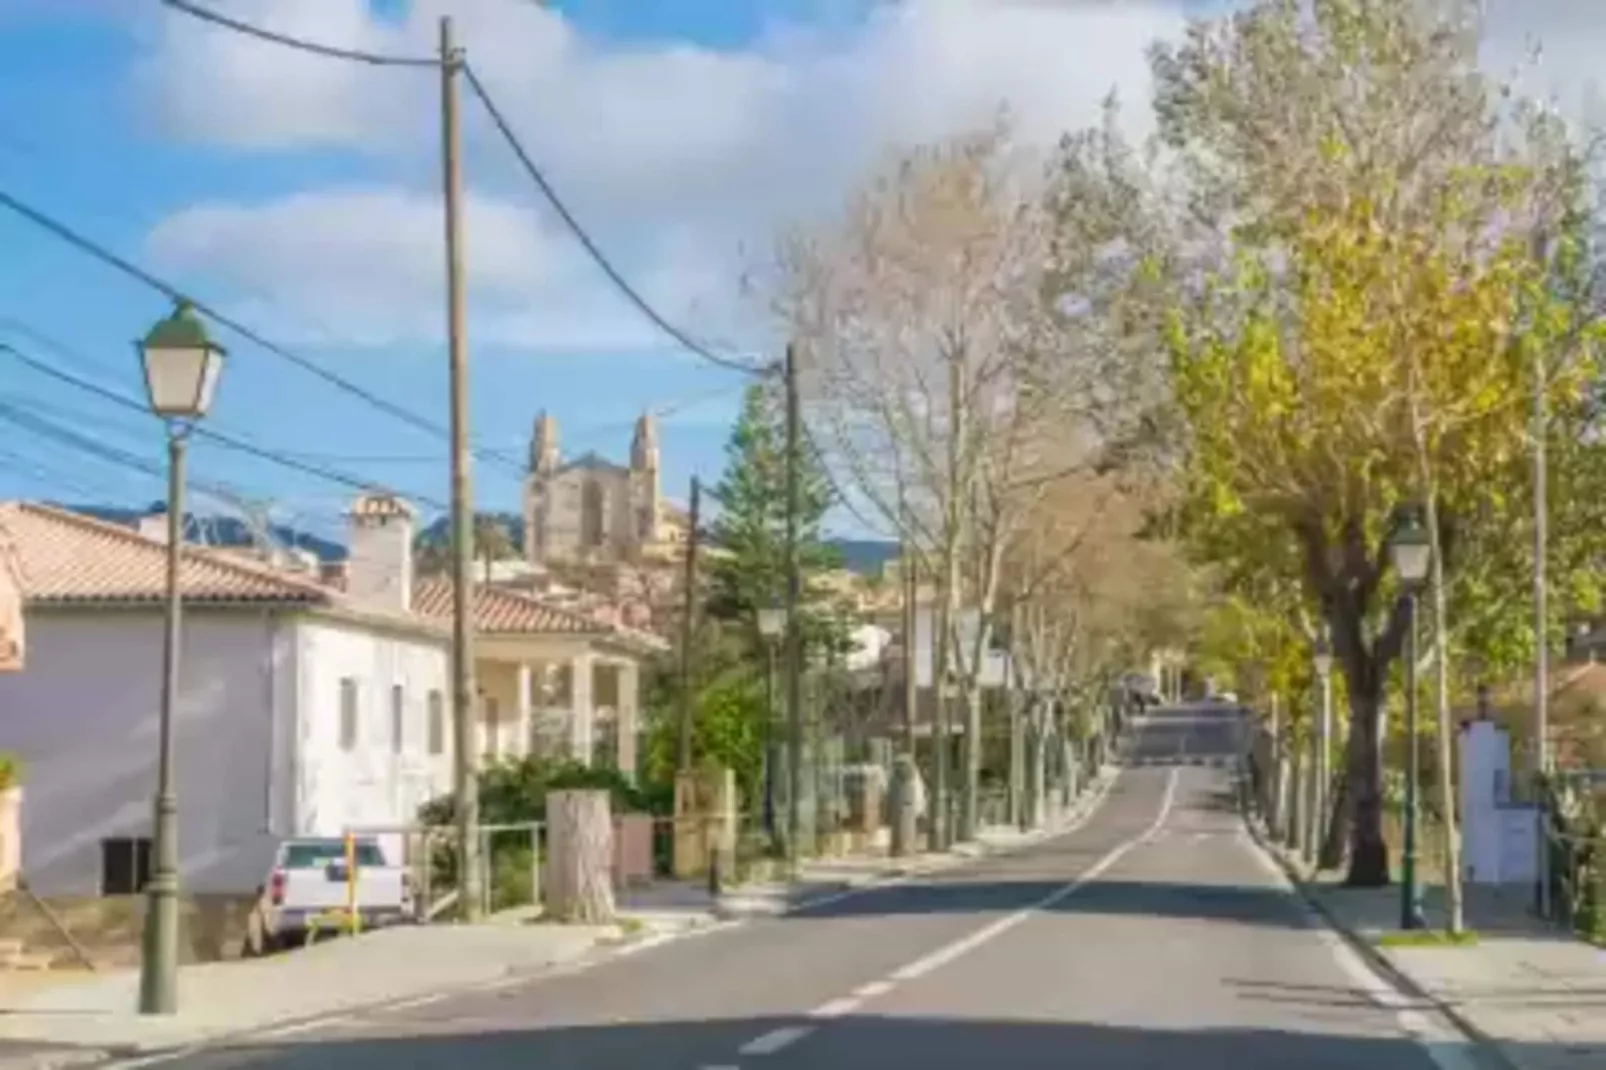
[439,16,482,921]
[783,343,805,867]
[677,476,701,772]
[890,517,919,858]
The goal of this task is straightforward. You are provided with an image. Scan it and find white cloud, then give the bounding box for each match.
[132,0,1606,353]
[134,0,1190,351]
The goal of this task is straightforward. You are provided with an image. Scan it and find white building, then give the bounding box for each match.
[0,493,662,897]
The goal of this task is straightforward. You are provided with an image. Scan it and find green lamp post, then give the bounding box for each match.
[136,300,226,1015]
[1389,504,1432,932]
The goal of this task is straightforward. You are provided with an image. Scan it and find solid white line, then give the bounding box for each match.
[1242,828,1483,1070]
[382,992,449,1012]
[889,768,1179,984]
[786,769,1124,914]
[738,1025,814,1055]
[253,1015,353,1040]
[809,996,862,1019]
[853,980,894,998]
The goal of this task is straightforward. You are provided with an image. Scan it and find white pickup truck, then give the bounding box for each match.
[254,836,414,953]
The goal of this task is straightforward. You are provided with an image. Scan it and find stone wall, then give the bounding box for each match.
[0,892,257,968]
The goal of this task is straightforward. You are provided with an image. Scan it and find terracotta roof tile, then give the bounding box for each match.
[413,578,610,635]
[0,502,331,606]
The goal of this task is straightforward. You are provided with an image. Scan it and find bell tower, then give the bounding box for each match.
[524,411,559,565]
[628,410,660,556]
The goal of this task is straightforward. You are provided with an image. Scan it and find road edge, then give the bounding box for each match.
[1232,761,1518,1070]
[72,766,1124,1070]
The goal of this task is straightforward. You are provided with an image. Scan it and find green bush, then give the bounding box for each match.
[0,752,23,791]
[490,845,535,911]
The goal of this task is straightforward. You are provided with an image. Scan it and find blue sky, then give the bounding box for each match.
[0,0,1585,544]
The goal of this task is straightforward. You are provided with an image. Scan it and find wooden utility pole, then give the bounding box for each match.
[783,343,805,865]
[439,16,482,920]
[676,476,701,771]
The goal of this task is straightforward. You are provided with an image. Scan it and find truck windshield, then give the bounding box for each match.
[282,841,387,868]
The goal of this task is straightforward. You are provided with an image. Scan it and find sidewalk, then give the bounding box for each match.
[621,768,1117,924]
[1262,836,1606,1070]
[0,770,1116,1066]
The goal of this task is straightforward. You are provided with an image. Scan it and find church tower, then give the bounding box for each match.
[524,411,558,565]
[628,410,660,556]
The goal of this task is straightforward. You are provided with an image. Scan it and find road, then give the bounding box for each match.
[157,704,1492,1070]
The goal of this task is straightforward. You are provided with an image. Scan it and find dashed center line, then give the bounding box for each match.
[738,1025,814,1055]
[714,768,1169,1068]
[809,996,862,1019]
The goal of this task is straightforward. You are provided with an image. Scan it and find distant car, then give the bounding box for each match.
[249,836,414,954]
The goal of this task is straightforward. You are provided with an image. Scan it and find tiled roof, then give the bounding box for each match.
[0,502,331,606]
[413,577,613,635]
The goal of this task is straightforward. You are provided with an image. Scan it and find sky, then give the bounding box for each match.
[0,0,1598,543]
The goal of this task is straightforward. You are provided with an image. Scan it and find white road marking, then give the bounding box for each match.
[1243,828,1485,1070]
[889,768,1180,983]
[382,992,449,1012]
[787,768,1124,914]
[738,1026,814,1055]
[253,1016,354,1041]
[809,996,862,1018]
[853,980,894,998]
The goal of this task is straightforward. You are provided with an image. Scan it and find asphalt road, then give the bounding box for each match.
[157,704,1497,1070]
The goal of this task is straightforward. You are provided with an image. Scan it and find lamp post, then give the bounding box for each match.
[1390,505,1432,931]
[136,300,225,1015]
[1311,628,1334,868]
[757,606,787,848]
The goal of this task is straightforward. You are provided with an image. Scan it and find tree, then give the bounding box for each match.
[769,111,1159,842]
[705,381,847,657]
[1154,0,1604,888]
[474,515,518,585]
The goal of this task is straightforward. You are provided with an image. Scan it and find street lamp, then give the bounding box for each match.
[1390,504,1432,931]
[757,606,787,847]
[136,301,225,1016]
[1310,627,1334,868]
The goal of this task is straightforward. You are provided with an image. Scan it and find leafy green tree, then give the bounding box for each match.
[706,381,849,656]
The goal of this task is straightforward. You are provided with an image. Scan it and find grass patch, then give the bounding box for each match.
[1376,928,1480,948]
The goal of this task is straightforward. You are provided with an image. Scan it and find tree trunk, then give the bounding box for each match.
[545,789,617,924]
[1318,766,1350,871]
[1343,684,1390,887]
[1425,495,1464,933]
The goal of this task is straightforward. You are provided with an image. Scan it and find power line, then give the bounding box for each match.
[158,0,439,68]
[0,188,522,475]
[460,64,770,378]
[0,341,449,511]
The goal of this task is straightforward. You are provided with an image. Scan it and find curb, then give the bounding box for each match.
[1233,765,1518,1070]
[69,768,1124,1070]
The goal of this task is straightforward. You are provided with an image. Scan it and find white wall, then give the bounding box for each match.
[0,610,292,896]
[293,619,453,859]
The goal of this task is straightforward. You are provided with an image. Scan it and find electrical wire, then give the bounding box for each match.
[158,0,440,68]
[0,188,523,476]
[0,341,448,511]
[460,64,771,378]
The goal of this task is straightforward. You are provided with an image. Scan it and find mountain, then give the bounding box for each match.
[64,503,348,562]
[826,538,898,576]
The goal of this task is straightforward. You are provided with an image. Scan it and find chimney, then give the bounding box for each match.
[345,492,415,612]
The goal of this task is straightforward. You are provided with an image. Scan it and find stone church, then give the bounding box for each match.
[521,410,685,568]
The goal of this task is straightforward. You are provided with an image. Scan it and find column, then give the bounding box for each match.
[570,652,594,764]
[616,659,639,783]
[516,662,534,758]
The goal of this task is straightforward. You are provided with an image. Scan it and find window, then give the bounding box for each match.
[100,837,151,895]
[339,677,359,750]
[427,690,445,755]
[391,685,405,754]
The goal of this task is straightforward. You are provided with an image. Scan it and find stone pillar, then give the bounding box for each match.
[616,659,639,783]
[516,662,534,758]
[570,652,595,765]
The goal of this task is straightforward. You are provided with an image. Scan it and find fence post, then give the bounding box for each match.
[529,824,543,914]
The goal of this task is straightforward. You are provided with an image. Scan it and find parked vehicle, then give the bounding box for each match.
[248,836,414,954]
